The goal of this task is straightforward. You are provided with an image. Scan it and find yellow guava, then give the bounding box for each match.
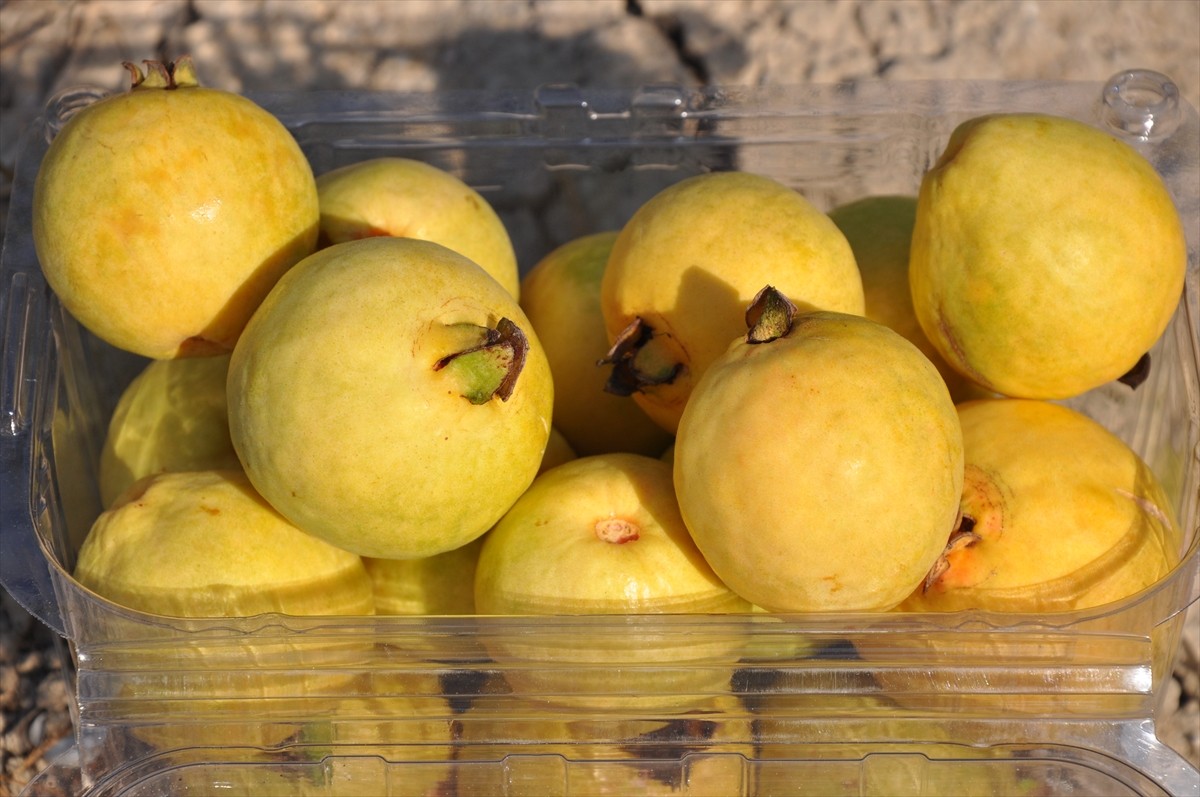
[227,236,553,560]
[74,468,378,751]
[475,453,747,615]
[900,398,1182,613]
[474,453,750,709]
[600,171,864,434]
[74,469,374,617]
[32,58,319,359]
[456,694,755,796]
[520,231,674,457]
[909,113,1187,399]
[674,288,963,613]
[98,353,241,507]
[364,536,484,615]
[870,403,1182,717]
[316,156,520,298]
[828,194,988,404]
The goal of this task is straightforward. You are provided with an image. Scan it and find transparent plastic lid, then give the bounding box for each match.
[2,72,1198,796]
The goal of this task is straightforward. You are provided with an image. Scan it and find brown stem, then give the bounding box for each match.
[1117,352,1151,390]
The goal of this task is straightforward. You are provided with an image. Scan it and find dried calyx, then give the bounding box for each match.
[745,285,798,343]
[123,56,200,90]
[599,317,683,396]
[433,318,529,405]
[922,512,982,592]
[1117,352,1152,389]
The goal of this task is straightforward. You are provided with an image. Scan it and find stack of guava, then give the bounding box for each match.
[34,60,1186,635]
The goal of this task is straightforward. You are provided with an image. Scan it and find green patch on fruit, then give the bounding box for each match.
[434,318,529,404]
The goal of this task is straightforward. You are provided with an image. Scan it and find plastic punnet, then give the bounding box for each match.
[3,74,1199,796]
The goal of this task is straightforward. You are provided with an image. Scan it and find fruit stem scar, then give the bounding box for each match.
[595,518,640,544]
[745,285,797,343]
[433,317,529,404]
[599,317,683,396]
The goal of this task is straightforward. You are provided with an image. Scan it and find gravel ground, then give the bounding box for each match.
[2,1,1199,794]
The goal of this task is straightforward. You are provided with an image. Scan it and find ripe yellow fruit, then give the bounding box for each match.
[675,290,963,612]
[75,469,374,617]
[316,156,520,298]
[33,58,319,359]
[475,453,750,709]
[901,399,1182,613]
[227,237,553,560]
[98,353,241,507]
[364,537,484,615]
[600,171,864,434]
[909,113,1187,399]
[476,453,747,615]
[520,231,673,457]
[828,194,988,404]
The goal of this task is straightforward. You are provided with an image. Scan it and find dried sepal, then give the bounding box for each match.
[599,316,683,396]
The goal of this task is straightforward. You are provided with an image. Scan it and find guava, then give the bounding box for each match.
[314,693,457,795]
[364,536,484,615]
[316,156,520,298]
[520,231,673,457]
[475,453,747,615]
[148,725,455,797]
[674,287,963,613]
[909,113,1187,399]
[474,453,750,709]
[828,194,988,404]
[456,694,754,796]
[871,398,1182,716]
[600,171,864,434]
[32,58,319,359]
[227,236,554,560]
[74,469,374,617]
[74,469,376,750]
[98,353,241,507]
[901,398,1182,613]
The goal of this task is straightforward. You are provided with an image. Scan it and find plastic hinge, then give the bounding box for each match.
[534,83,691,128]
[630,83,688,117]
[532,83,592,145]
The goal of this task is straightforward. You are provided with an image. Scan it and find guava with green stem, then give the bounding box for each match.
[227,237,554,560]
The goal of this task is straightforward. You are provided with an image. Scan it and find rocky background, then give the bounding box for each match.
[1,1,1198,794]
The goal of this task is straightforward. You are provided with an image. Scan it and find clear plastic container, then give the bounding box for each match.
[3,71,1198,796]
